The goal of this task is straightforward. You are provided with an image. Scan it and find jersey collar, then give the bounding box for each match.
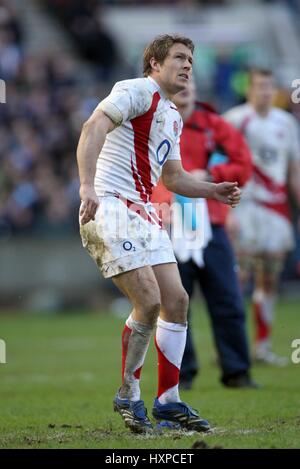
[147,76,168,100]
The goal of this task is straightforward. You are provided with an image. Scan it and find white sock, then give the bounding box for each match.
[155,317,187,405]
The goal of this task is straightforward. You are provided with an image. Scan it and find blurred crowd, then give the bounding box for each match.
[0,1,105,237]
[45,0,118,81]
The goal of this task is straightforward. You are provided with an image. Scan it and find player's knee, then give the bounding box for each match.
[237,253,253,285]
[139,300,161,326]
[262,258,283,293]
[147,300,161,319]
[263,278,278,294]
[163,288,189,323]
[179,288,189,314]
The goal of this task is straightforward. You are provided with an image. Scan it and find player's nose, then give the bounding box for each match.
[183,61,192,73]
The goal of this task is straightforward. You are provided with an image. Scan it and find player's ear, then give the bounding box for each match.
[150,57,160,73]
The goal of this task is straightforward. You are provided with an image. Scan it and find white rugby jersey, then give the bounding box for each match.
[94,76,182,205]
[224,103,300,218]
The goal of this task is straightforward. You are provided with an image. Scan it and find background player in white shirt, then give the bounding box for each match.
[77,34,241,434]
[224,69,300,366]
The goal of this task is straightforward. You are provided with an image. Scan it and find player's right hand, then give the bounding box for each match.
[79,185,99,225]
[214,181,241,207]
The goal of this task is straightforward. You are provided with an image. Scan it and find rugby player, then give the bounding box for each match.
[77,34,241,433]
[224,69,300,366]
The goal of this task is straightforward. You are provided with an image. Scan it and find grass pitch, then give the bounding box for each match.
[0,299,299,449]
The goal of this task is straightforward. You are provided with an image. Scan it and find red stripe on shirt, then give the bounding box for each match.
[240,114,254,135]
[238,114,290,219]
[130,155,147,201]
[117,194,163,228]
[131,92,161,203]
[252,165,290,219]
[148,209,163,228]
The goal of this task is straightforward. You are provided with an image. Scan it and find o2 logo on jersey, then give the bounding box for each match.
[123,241,135,251]
[156,139,171,166]
[259,146,278,163]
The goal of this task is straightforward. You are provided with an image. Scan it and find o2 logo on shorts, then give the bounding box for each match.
[156,139,171,166]
[123,241,136,251]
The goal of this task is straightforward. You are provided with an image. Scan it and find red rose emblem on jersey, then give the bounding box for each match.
[173,121,179,137]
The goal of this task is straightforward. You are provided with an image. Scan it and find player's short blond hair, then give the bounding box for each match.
[143,34,194,77]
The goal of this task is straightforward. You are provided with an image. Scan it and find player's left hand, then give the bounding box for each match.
[214,181,241,207]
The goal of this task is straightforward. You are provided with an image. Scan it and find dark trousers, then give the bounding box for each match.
[179,225,251,382]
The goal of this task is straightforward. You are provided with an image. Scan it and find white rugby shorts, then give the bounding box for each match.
[79,195,176,278]
[233,200,294,254]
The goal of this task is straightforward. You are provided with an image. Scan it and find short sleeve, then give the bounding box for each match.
[167,141,181,161]
[96,79,152,126]
[167,117,182,161]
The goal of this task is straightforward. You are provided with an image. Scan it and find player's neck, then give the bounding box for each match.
[251,103,272,117]
[149,75,176,100]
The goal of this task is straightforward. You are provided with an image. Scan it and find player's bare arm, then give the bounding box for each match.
[77,109,116,225]
[161,160,241,207]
